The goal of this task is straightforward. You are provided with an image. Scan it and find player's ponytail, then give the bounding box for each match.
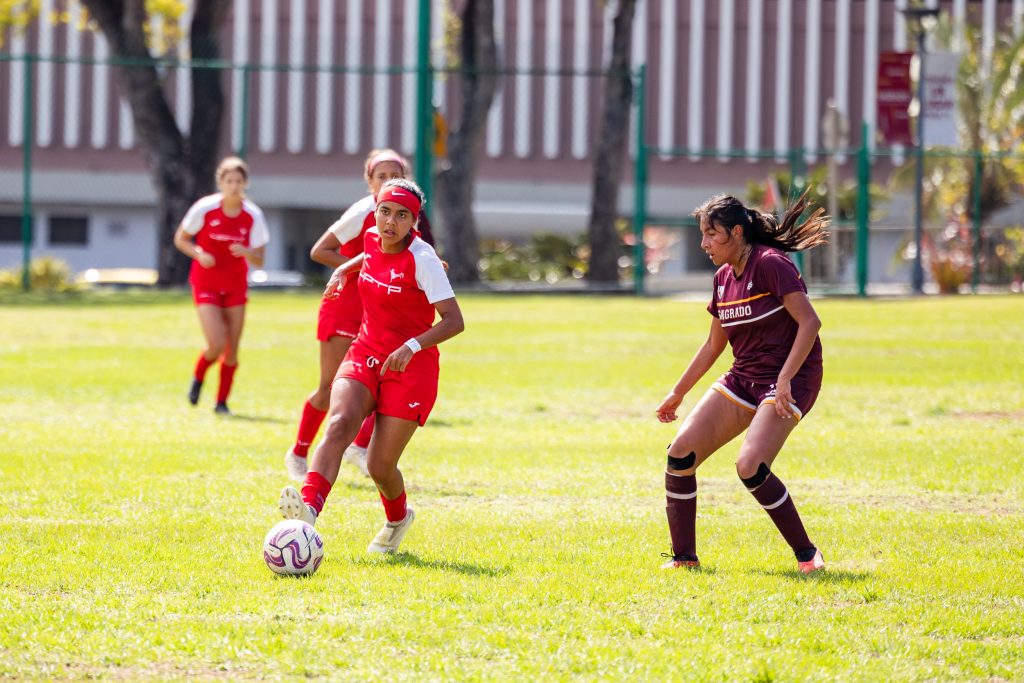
[693,190,830,253]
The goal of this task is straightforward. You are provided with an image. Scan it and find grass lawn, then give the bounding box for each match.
[1,291,1022,681]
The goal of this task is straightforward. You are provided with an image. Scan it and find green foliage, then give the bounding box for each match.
[0,292,1022,681]
[0,256,78,293]
[478,233,588,282]
[746,167,888,222]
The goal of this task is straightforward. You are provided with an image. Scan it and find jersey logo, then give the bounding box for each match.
[360,270,401,295]
[366,356,380,368]
[747,282,753,290]
[408,402,420,408]
[717,285,725,299]
[389,268,405,282]
[210,219,221,226]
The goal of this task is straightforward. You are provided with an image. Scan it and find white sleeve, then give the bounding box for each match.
[244,200,270,248]
[327,194,376,245]
[180,194,221,234]
[411,239,455,304]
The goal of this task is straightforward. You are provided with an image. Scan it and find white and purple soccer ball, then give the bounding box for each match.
[262,520,324,576]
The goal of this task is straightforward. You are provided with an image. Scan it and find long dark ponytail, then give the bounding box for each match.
[693,189,830,252]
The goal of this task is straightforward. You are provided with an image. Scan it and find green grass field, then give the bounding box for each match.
[1,291,1022,682]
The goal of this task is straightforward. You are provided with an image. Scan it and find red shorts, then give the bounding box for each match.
[192,286,247,307]
[335,341,438,426]
[712,372,820,420]
[316,277,362,341]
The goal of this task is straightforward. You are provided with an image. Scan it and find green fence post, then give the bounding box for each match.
[632,65,648,296]
[414,0,434,208]
[236,64,252,159]
[971,150,983,293]
[855,122,871,297]
[789,148,807,273]
[21,53,34,293]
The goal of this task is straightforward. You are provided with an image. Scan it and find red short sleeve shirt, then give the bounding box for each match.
[355,228,455,376]
[182,194,269,292]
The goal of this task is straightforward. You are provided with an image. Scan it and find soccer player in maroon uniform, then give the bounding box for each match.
[656,191,830,574]
[284,150,409,482]
[278,179,463,555]
[173,156,269,415]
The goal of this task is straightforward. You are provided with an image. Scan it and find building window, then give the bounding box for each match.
[49,216,89,245]
[0,215,33,244]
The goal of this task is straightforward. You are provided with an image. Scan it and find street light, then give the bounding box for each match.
[900,3,941,295]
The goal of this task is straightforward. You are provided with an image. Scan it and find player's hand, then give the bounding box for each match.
[324,269,346,299]
[380,344,414,375]
[197,252,215,269]
[773,378,796,419]
[228,243,249,258]
[656,391,683,423]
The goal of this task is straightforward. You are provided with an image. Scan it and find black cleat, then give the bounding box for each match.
[214,401,231,416]
[188,379,202,406]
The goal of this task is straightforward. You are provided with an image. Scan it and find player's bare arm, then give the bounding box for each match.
[173,225,215,268]
[381,297,465,375]
[657,319,727,423]
[324,254,366,298]
[775,291,822,418]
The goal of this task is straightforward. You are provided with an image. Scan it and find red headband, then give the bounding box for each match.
[366,151,408,177]
[376,185,422,219]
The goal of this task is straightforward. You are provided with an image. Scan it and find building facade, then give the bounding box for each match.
[1,0,1021,287]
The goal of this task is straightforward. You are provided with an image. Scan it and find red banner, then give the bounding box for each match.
[877,51,914,146]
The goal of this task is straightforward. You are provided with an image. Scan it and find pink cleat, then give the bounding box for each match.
[797,548,825,574]
[660,553,700,570]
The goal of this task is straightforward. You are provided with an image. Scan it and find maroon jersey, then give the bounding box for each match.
[707,244,823,386]
[356,227,454,376]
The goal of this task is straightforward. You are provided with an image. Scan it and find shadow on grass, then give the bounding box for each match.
[749,567,873,583]
[352,551,512,577]
[219,412,289,424]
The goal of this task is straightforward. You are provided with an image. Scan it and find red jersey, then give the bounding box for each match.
[356,227,455,376]
[707,244,823,386]
[182,193,269,292]
[319,194,377,320]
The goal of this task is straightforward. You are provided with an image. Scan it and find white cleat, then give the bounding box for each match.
[279,486,317,526]
[284,449,308,482]
[367,507,415,554]
[342,444,370,477]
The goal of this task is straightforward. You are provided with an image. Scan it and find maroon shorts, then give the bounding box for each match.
[335,341,438,426]
[316,285,361,342]
[712,372,820,420]
[192,287,247,307]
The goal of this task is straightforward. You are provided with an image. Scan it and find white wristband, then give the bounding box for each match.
[404,338,422,353]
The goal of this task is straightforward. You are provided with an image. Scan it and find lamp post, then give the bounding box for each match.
[900,3,941,295]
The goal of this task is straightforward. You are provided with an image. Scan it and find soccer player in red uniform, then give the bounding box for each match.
[656,191,830,574]
[173,156,269,415]
[278,179,463,555]
[283,150,409,482]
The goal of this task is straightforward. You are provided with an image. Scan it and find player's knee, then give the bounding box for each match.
[324,412,359,443]
[666,444,697,474]
[737,461,771,488]
[365,457,393,483]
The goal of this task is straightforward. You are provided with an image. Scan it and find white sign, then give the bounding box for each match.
[923,52,960,148]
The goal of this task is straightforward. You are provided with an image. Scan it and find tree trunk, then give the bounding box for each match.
[80,0,231,286]
[435,0,498,284]
[586,0,636,284]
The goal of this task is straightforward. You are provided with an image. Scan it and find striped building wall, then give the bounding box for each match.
[0,0,1022,276]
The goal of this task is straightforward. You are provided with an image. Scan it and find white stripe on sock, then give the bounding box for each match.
[762,490,790,510]
[666,490,697,500]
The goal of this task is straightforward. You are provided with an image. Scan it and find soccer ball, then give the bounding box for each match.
[262,519,324,576]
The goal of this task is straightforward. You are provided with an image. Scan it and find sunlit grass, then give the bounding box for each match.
[1,292,1022,681]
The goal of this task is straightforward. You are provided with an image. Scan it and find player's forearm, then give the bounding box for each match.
[778,318,821,382]
[672,341,723,396]
[408,304,464,351]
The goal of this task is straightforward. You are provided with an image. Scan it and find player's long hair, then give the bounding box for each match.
[693,190,830,252]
